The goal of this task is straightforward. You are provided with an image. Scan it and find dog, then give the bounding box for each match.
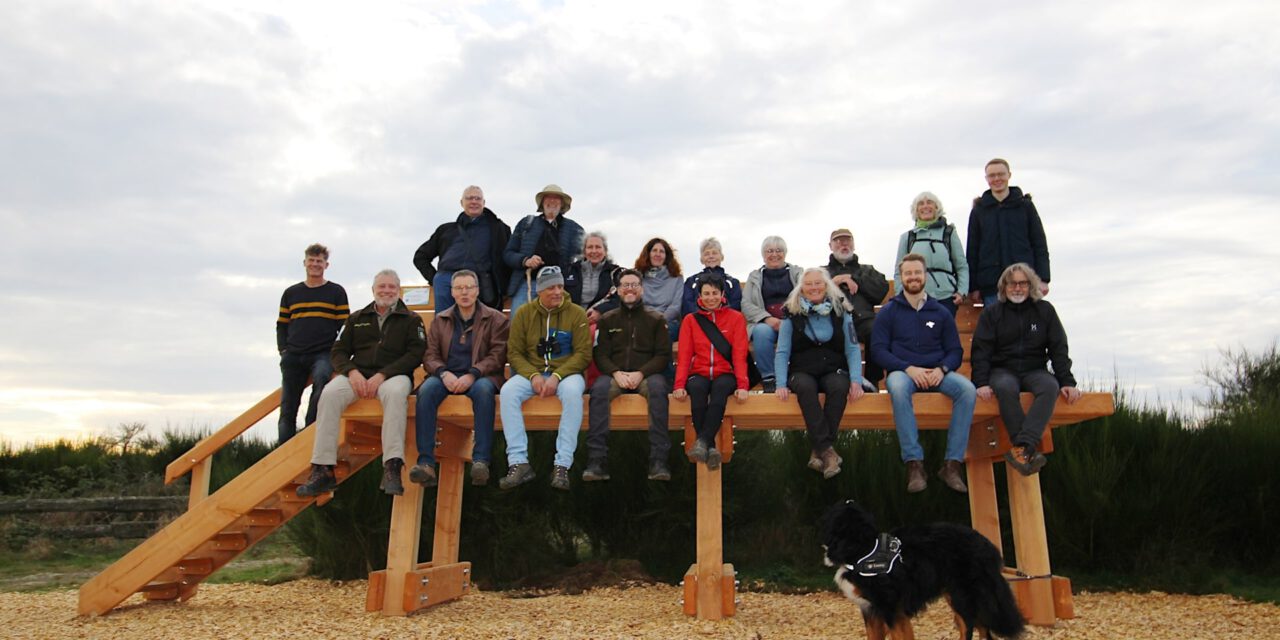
[821,500,1025,640]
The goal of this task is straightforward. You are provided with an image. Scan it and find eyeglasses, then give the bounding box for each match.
[451,284,478,292]
[618,282,643,290]
[985,171,1009,179]
[763,248,786,255]
[1007,280,1031,289]
[539,265,562,275]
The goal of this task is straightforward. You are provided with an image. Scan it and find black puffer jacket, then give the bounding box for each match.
[970,299,1074,388]
[966,187,1050,296]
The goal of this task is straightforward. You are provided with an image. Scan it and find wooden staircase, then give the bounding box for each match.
[77,419,384,617]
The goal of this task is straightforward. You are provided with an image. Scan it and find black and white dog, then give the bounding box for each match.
[821,500,1025,640]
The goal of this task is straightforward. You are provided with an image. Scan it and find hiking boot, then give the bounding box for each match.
[687,439,709,464]
[906,460,927,493]
[499,463,535,490]
[705,447,722,471]
[762,377,777,394]
[938,460,968,493]
[408,463,437,487]
[380,458,405,496]
[647,460,672,481]
[820,448,843,480]
[582,459,610,482]
[471,461,491,486]
[807,452,824,473]
[297,464,337,497]
[551,465,571,490]
[1005,446,1048,476]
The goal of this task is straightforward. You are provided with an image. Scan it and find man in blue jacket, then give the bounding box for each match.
[871,253,975,494]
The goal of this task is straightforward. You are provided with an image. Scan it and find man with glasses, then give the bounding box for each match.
[966,158,1051,306]
[498,265,592,491]
[584,269,674,482]
[825,228,889,385]
[414,185,512,313]
[410,270,510,487]
[970,263,1081,476]
[871,254,975,494]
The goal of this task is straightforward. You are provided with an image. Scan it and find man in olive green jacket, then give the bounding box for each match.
[498,266,592,491]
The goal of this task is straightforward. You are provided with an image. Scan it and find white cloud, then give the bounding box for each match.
[0,0,1277,445]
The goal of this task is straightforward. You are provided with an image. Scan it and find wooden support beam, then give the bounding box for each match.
[379,422,423,617]
[1006,468,1056,626]
[187,459,212,510]
[695,459,724,620]
[432,422,472,565]
[401,562,471,612]
[966,455,1001,555]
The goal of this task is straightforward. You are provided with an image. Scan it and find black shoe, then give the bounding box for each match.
[647,460,672,481]
[551,465,571,490]
[706,447,722,471]
[687,439,709,464]
[380,458,405,496]
[471,461,491,486]
[762,378,777,394]
[581,459,610,482]
[297,464,336,497]
[408,463,437,487]
[498,463,535,490]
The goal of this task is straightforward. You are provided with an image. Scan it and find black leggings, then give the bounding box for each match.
[788,371,850,453]
[686,374,737,444]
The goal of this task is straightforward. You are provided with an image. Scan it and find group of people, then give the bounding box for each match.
[275,158,1081,499]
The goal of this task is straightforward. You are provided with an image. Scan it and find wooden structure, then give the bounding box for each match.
[79,299,1113,628]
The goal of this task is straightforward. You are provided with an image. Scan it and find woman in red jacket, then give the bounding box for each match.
[672,273,749,469]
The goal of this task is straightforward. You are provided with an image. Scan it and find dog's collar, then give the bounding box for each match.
[847,533,903,577]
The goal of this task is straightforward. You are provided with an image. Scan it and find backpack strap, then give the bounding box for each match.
[692,313,734,364]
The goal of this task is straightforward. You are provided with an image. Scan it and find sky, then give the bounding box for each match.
[1,0,1277,447]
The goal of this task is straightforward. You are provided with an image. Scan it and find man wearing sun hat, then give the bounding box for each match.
[498,265,593,491]
[503,184,585,310]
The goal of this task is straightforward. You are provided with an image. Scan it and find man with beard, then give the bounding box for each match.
[825,228,889,385]
[971,263,1081,476]
[297,269,427,498]
[413,185,512,313]
[584,268,673,482]
[871,254,975,494]
[966,158,1051,306]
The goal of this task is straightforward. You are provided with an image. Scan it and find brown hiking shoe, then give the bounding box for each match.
[820,448,843,479]
[498,463,535,490]
[471,461,491,486]
[1005,446,1048,476]
[550,465,571,490]
[297,464,336,497]
[408,463,437,487]
[380,458,405,496]
[938,460,968,493]
[906,460,927,493]
[807,452,824,473]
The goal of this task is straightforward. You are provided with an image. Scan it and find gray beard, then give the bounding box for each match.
[833,249,854,262]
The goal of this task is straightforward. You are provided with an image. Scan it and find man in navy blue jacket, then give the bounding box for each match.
[871,253,975,494]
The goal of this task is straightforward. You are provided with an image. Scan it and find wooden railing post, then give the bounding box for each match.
[186,459,212,510]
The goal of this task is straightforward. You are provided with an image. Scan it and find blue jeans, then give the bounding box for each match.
[278,351,334,445]
[432,272,456,313]
[982,293,999,307]
[509,277,535,311]
[885,370,975,462]
[750,323,779,381]
[500,373,586,468]
[415,375,497,466]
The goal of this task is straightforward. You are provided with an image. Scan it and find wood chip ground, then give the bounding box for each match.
[5,580,1278,639]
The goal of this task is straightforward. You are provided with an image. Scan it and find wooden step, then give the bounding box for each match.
[211,532,248,551]
[176,557,215,576]
[245,508,283,527]
[140,581,179,601]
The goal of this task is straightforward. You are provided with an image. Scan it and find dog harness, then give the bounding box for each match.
[849,533,903,577]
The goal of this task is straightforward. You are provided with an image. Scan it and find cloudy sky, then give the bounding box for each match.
[2,0,1276,446]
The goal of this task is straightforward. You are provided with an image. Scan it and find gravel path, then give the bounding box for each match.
[4,580,1277,639]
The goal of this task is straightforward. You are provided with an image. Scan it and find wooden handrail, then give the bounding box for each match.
[164,388,283,485]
